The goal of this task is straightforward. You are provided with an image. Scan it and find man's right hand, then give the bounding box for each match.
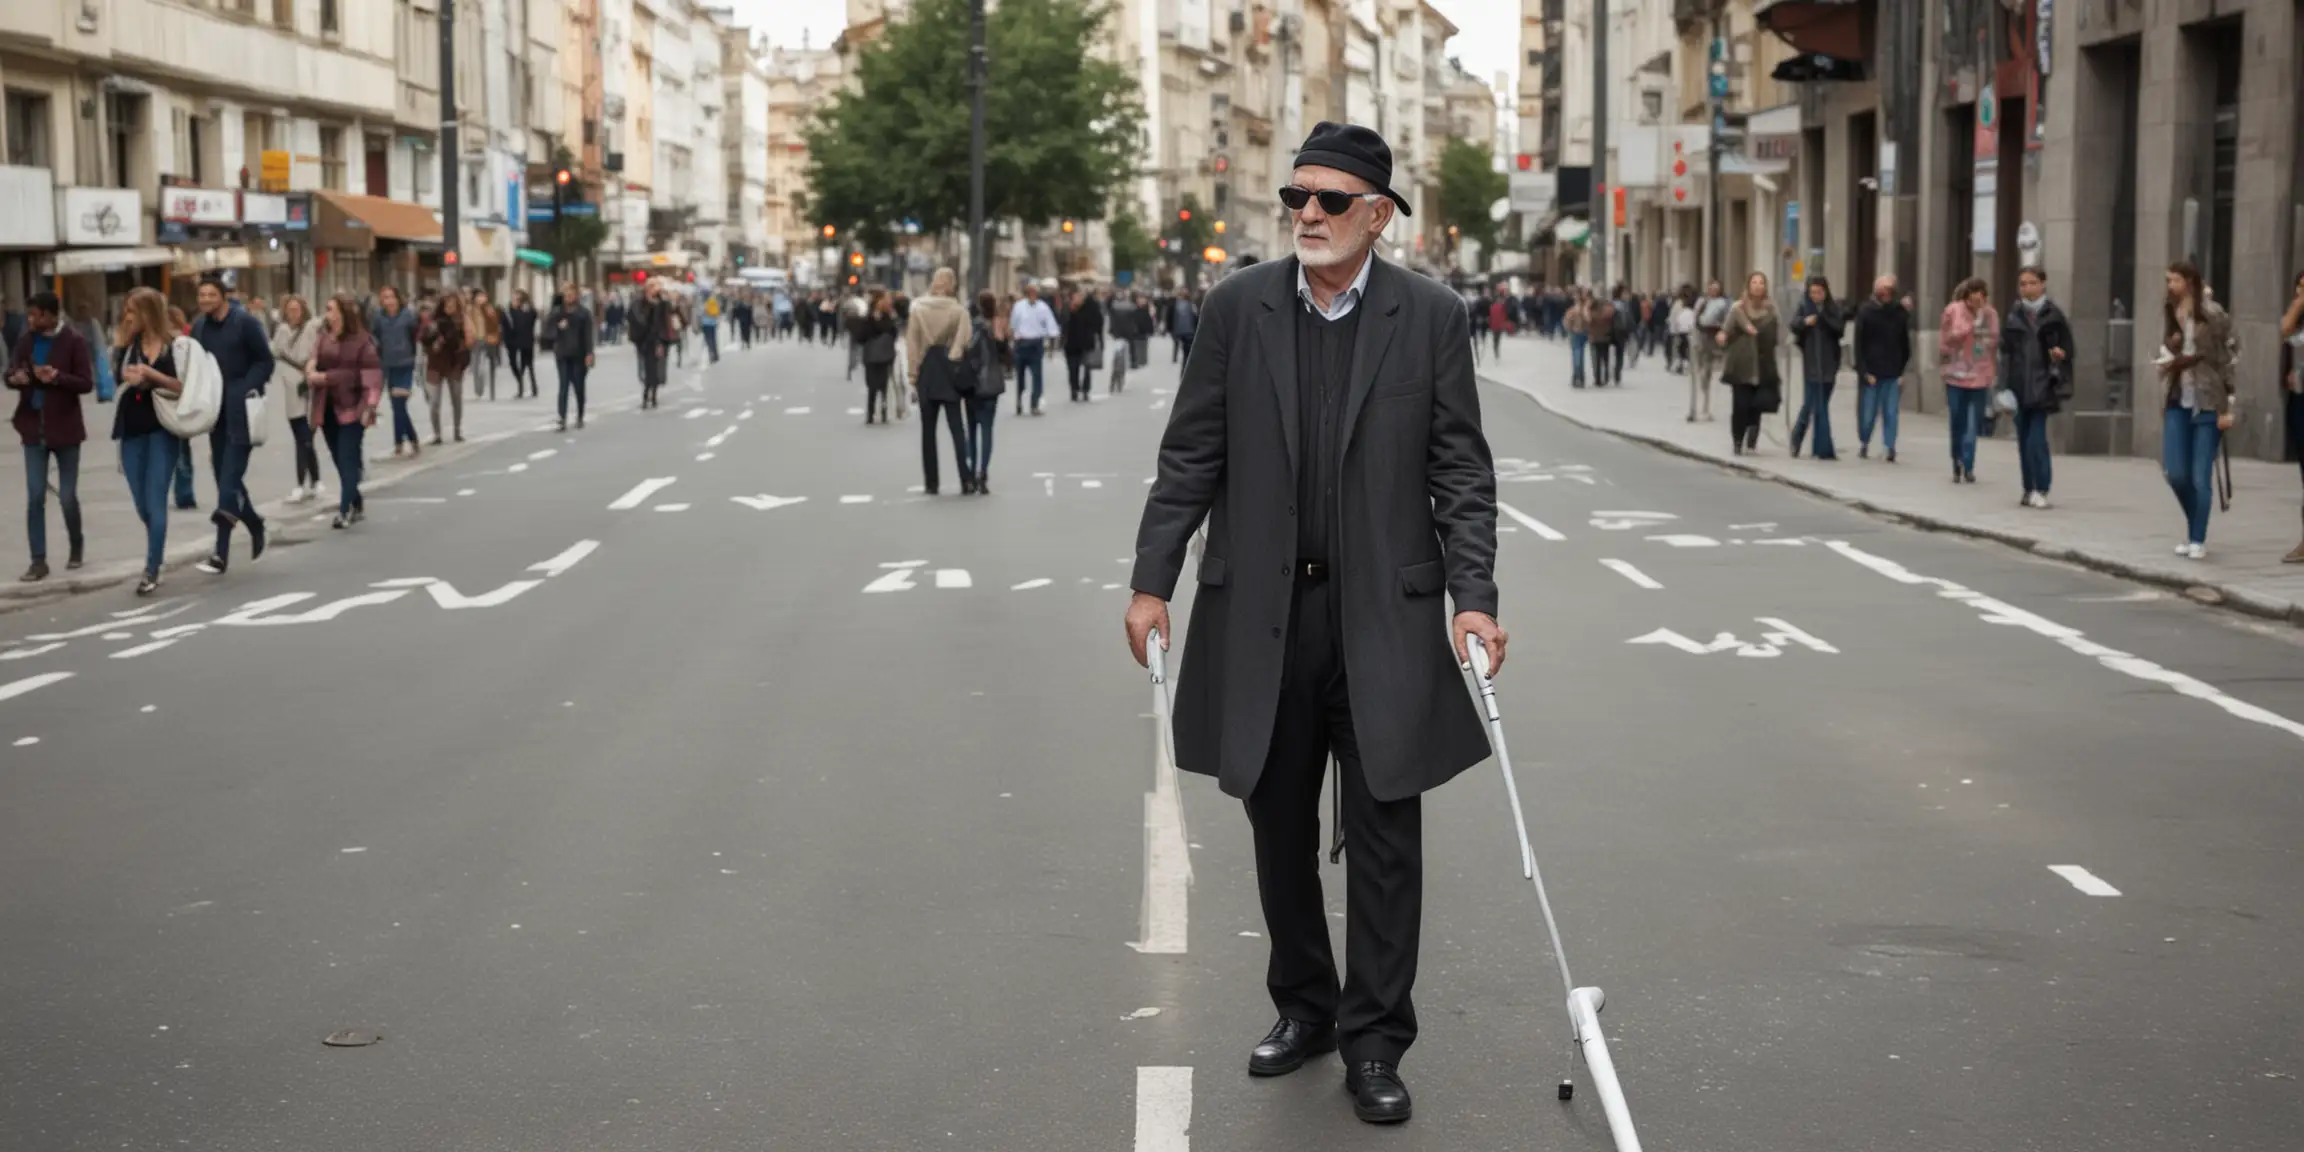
[1125,592,1170,668]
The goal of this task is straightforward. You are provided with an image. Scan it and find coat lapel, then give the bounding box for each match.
[1336,258,1399,471]
[1258,259,1302,482]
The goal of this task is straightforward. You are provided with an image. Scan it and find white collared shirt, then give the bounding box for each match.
[1009,297,1061,341]
[1296,252,1375,322]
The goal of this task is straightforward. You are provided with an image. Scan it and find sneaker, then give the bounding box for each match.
[195,555,226,575]
[135,573,160,597]
[289,485,307,503]
[2174,543,2192,556]
[1963,469,1977,483]
[2185,543,2206,561]
[331,515,349,530]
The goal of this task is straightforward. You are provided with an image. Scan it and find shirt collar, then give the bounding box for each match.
[1296,252,1375,321]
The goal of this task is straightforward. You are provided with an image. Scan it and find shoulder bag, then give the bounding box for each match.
[155,335,223,438]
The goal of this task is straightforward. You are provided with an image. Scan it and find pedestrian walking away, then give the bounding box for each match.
[1938,279,1998,484]
[1062,286,1103,402]
[504,290,539,399]
[1126,121,1506,1127]
[472,290,503,400]
[905,269,975,494]
[857,291,900,424]
[1789,276,1844,460]
[6,291,93,581]
[700,293,721,364]
[629,280,677,410]
[370,285,422,458]
[268,295,325,505]
[1583,291,1617,386]
[2000,266,2074,508]
[110,288,188,596]
[419,291,470,445]
[1851,275,1912,461]
[190,275,274,576]
[1009,283,1058,415]
[307,293,382,528]
[964,290,1007,493]
[544,283,596,432]
[1719,272,1782,456]
[1564,287,1589,387]
[1168,291,1199,366]
[2157,261,2238,559]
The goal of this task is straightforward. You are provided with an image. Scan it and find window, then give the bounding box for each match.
[582,117,597,145]
[273,0,295,28]
[220,0,257,17]
[107,92,146,189]
[4,90,52,169]
[1527,49,1540,66]
[320,125,345,191]
[322,0,340,36]
[1641,91,1662,123]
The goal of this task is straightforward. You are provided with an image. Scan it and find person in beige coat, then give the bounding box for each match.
[268,296,324,503]
[904,268,976,494]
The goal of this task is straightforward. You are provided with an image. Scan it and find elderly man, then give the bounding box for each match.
[1851,274,1915,462]
[1124,122,1507,1125]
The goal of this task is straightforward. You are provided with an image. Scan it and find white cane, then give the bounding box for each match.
[1143,629,1193,885]
[1466,635,1643,1152]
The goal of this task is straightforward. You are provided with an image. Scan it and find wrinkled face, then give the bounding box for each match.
[1288,165,1391,271]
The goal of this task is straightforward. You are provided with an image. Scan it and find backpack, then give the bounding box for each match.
[918,314,980,398]
[152,334,223,437]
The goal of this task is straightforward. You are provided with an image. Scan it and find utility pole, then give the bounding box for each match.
[1590,0,1608,291]
[966,0,989,295]
[1707,2,1726,285]
[439,0,461,289]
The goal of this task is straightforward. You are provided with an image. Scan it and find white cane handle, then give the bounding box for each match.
[1146,627,1168,685]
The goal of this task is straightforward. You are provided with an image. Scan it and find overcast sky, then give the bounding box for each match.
[732,0,1520,101]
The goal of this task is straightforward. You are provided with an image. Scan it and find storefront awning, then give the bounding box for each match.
[516,247,555,268]
[313,190,444,249]
[47,246,176,276]
[1754,0,1873,62]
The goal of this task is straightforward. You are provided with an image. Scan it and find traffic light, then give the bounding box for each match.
[1214,220,1226,234]
[735,254,746,266]
[634,270,648,282]
[847,274,859,285]
[1177,208,1191,222]
[822,224,837,239]
[444,250,459,266]
[849,251,865,267]
[1061,219,1075,234]
[1158,238,1169,250]
[551,167,571,225]
[1202,246,1226,264]
[555,168,572,186]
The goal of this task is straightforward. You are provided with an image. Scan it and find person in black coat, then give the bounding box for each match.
[503,290,540,399]
[1851,275,1914,461]
[190,276,276,574]
[1061,287,1103,401]
[2000,265,2075,508]
[1124,122,1505,1126]
[1789,276,1844,460]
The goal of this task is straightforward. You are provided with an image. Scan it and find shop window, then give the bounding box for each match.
[4,90,51,169]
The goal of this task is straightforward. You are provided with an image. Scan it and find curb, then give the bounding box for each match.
[1484,374,2304,629]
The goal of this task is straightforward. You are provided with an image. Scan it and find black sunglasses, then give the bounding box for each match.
[1279,185,1386,215]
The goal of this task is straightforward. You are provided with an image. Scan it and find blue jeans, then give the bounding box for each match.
[2015,408,2053,495]
[1792,378,1837,458]
[120,431,179,576]
[322,420,366,517]
[1858,377,1901,452]
[965,394,999,481]
[1945,386,1986,473]
[387,365,418,446]
[23,443,82,562]
[1013,340,1046,410]
[1569,332,1588,385]
[172,443,196,507]
[701,324,719,362]
[556,354,589,422]
[2162,408,2222,545]
[209,424,263,560]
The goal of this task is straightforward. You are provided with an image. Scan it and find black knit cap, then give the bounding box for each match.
[1291,121,1412,216]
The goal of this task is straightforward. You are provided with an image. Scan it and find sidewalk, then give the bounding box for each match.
[1,343,645,609]
[1478,335,2304,625]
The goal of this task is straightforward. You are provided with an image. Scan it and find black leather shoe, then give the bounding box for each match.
[1248,1018,1335,1077]
[1344,1061,1412,1123]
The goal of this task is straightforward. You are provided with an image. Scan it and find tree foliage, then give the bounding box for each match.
[534,145,610,272]
[1107,205,1159,279]
[1435,137,1508,267]
[804,0,1144,247]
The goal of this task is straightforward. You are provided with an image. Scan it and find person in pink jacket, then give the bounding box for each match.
[1938,278,1998,483]
[307,293,384,529]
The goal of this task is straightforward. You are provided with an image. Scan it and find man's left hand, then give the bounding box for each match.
[1452,611,1508,676]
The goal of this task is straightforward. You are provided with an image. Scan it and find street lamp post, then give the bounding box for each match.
[439,0,461,289]
[966,0,988,295]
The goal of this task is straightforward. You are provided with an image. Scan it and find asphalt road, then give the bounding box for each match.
[2,332,2300,1151]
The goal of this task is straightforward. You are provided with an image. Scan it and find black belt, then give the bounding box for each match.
[1294,559,1329,581]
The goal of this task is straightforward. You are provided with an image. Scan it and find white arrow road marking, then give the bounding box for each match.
[1627,628,1781,657]
[862,568,919,594]
[2049,866,2122,897]
[425,580,544,609]
[934,569,972,589]
[1756,617,1839,653]
[0,671,74,703]
[609,477,678,510]
[1497,501,1566,540]
[528,541,599,577]
[217,591,411,626]
[1133,1066,1192,1152]
[1599,559,1663,589]
[730,495,808,511]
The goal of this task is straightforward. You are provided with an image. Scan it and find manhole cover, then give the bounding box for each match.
[322,1030,381,1048]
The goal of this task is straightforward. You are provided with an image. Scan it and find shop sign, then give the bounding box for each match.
[59,187,139,245]
[0,167,59,248]
[161,185,239,226]
[241,192,290,227]
[260,150,293,192]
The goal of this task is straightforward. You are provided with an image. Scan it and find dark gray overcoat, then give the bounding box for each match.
[1129,255,1498,803]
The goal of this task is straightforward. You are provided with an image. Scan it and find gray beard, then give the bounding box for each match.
[1295,235,1365,269]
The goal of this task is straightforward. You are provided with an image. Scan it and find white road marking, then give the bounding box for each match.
[655,503,692,512]
[219,591,411,625]
[375,496,449,504]
[730,495,808,511]
[1729,521,1778,531]
[340,847,368,854]
[1,643,66,661]
[1149,400,1167,410]
[1011,578,1052,590]
[2049,865,2122,897]
[149,623,208,639]
[1590,510,1678,531]
[111,640,182,659]
[140,705,155,713]
[862,568,919,594]
[881,560,927,569]
[425,580,543,609]
[456,488,477,496]
[370,577,439,588]
[738,409,755,420]
[1827,540,2304,745]
[0,672,74,702]
[1082,479,1104,489]
[1102,583,1123,590]
[29,602,198,641]
[1044,477,1056,496]
[13,737,37,747]
[706,425,738,447]
[507,463,529,473]
[608,477,678,510]
[784,406,811,415]
[1599,559,1663,589]
[684,408,711,420]
[1752,538,1807,547]
[1647,534,1721,547]
[696,452,716,461]
[1123,1007,1162,1021]
[528,541,600,577]
[527,449,557,460]
[1497,501,1566,540]
[1133,1066,1193,1152]
[839,494,872,504]
[934,569,973,589]
[1755,617,1840,653]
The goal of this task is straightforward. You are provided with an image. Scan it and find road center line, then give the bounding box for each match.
[0,671,74,703]
[608,477,678,510]
[1598,559,1662,589]
[2049,865,2122,897]
[1133,1066,1193,1152]
[1827,540,2304,745]
[1497,501,1566,541]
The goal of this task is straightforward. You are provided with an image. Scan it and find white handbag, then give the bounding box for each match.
[244,392,269,447]
[155,335,222,438]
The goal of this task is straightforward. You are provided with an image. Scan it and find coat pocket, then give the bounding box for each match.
[1370,377,1423,401]
[1398,559,1443,597]
[1197,555,1229,586]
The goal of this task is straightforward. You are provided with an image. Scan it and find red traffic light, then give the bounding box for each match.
[555,168,572,185]
[1177,209,1191,222]
[634,270,648,281]
[1157,238,1169,249]
[1516,153,1532,171]
[444,251,459,265]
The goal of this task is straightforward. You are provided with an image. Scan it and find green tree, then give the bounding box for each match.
[1435,137,1508,269]
[1107,205,1159,280]
[804,0,1144,255]
[534,146,609,274]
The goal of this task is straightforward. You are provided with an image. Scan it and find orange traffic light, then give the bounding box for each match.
[1202,246,1226,264]
[849,251,864,267]
[822,224,837,238]
[1061,219,1075,233]
[555,168,572,185]
[1214,220,1226,234]
[444,250,459,266]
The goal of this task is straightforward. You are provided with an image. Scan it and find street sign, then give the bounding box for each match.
[1710,74,1729,100]
[1784,200,1800,245]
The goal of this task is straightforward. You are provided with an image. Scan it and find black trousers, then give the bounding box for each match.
[556,354,588,422]
[1250,577,1423,1066]
[1729,381,1762,450]
[1066,348,1095,399]
[864,362,893,422]
[506,342,534,395]
[920,398,968,490]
